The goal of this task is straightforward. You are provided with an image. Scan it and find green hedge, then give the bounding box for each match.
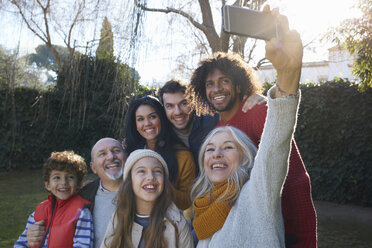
[0,55,154,171]
[264,80,372,206]
[1,77,371,206]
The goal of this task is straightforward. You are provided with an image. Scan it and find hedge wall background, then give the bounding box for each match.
[264,80,372,206]
[1,78,371,206]
[0,55,155,171]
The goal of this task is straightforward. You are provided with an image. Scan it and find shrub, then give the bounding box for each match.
[264,80,372,205]
[0,55,154,171]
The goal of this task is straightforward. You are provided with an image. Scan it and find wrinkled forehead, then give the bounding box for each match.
[92,138,122,156]
[210,130,235,143]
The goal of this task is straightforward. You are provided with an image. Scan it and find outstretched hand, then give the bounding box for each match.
[263,5,303,96]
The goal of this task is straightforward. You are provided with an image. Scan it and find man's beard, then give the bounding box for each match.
[105,169,123,180]
[104,159,123,180]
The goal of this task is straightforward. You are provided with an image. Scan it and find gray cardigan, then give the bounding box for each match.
[197,87,300,248]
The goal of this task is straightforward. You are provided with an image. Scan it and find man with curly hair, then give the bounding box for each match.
[188,51,317,247]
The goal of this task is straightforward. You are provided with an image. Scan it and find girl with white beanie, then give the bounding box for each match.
[101,149,194,248]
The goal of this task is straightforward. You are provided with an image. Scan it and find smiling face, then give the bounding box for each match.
[131,157,164,212]
[90,138,126,187]
[205,69,240,112]
[45,170,78,200]
[135,104,162,148]
[204,131,242,185]
[162,92,193,133]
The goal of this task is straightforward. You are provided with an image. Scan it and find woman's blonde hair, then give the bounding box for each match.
[191,126,257,204]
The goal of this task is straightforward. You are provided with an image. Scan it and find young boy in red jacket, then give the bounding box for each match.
[15,151,94,248]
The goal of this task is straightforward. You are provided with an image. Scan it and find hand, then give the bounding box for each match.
[242,94,267,113]
[26,220,45,246]
[263,5,303,95]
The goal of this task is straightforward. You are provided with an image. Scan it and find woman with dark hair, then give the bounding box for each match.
[124,95,196,211]
[101,149,193,248]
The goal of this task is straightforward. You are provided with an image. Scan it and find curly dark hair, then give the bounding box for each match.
[188,52,262,115]
[43,151,87,187]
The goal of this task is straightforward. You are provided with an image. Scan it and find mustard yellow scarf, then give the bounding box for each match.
[192,182,236,240]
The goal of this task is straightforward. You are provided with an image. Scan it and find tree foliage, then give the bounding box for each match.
[327,0,372,91]
[96,17,114,60]
[27,44,71,72]
[0,45,43,89]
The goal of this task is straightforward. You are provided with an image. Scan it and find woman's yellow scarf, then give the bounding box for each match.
[192,182,236,240]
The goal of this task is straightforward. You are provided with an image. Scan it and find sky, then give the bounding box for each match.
[0,0,361,85]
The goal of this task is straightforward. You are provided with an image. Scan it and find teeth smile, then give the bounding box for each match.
[106,164,119,168]
[213,96,225,101]
[144,185,156,189]
[212,163,226,169]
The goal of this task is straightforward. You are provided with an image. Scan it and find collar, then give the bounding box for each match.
[99,180,111,192]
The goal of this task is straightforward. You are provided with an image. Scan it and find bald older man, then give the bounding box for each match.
[26,138,127,248]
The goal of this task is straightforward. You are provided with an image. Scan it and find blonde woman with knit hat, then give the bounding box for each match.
[101,149,194,248]
[190,6,304,248]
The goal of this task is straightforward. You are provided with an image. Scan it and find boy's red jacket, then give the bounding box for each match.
[32,194,91,248]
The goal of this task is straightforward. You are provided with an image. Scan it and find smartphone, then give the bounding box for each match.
[222,5,281,41]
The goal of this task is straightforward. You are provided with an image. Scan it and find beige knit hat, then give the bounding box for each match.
[123,149,169,181]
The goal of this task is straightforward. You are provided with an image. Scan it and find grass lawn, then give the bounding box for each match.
[0,171,97,248]
[0,171,47,247]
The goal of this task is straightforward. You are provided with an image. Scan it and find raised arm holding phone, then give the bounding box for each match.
[189,5,316,248]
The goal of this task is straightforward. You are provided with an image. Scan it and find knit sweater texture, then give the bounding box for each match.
[217,91,317,247]
[93,188,117,248]
[174,147,196,210]
[197,87,299,248]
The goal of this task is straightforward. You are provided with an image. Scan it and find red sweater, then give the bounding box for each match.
[217,102,317,248]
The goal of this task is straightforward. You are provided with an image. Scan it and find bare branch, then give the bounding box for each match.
[135,0,207,33]
[10,1,48,44]
[247,39,258,63]
[67,1,85,50]
[36,0,51,44]
[254,57,269,70]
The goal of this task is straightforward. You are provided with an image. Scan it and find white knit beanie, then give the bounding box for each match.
[123,149,169,181]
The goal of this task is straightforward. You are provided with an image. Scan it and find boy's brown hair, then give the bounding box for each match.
[43,151,87,187]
